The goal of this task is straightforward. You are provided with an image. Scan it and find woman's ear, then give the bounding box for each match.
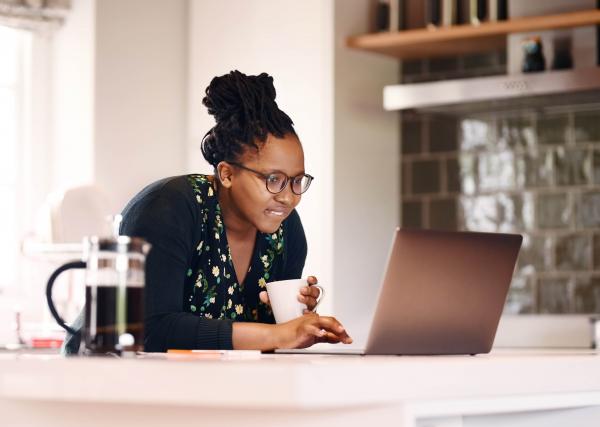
[216,162,234,188]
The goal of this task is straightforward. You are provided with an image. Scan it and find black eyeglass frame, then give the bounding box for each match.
[227,162,314,195]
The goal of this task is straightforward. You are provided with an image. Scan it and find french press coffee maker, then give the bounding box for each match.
[46,225,150,355]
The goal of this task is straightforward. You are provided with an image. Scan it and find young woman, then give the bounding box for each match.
[115,70,351,352]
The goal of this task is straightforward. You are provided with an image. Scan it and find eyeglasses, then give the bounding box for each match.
[228,162,314,195]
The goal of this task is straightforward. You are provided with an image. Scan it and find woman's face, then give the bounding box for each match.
[227,133,305,233]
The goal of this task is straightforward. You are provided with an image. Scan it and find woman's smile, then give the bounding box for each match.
[265,208,287,217]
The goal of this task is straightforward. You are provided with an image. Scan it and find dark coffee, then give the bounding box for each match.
[84,284,144,354]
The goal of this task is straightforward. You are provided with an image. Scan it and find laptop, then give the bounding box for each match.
[277,228,522,356]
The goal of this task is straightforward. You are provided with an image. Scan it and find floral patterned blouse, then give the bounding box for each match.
[185,174,296,322]
[119,174,307,352]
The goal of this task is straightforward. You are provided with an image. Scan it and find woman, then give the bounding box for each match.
[117,70,351,351]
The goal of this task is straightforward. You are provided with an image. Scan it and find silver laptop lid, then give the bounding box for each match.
[364,228,522,355]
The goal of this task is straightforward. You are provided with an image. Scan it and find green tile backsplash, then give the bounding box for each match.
[574,110,600,143]
[401,106,600,314]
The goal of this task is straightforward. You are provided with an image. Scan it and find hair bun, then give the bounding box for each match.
[202,70,277,123]
[200,70,296,169]
[255,73,276,101]
[202,74,243,122]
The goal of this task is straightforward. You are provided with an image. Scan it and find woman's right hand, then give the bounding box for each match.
[273,312,353,349]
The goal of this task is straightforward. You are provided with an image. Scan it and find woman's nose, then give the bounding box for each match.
[274,182,298,206]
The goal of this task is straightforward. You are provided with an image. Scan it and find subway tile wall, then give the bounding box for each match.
[400,107,600,314]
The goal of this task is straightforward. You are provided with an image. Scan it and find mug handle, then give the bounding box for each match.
[46,260,86,335]
[310,284,325,312]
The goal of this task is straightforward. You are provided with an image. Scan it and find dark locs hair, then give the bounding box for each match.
[201,70,297,168]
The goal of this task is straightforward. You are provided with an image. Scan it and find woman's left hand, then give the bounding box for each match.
[299,276,321,313]
[258,276,322,312]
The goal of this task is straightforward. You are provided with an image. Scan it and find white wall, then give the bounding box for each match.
[52,0,188,213]
[51,0,95,193]
[189,0,400,333]
[332,1,400,343]
[94,0,188,212]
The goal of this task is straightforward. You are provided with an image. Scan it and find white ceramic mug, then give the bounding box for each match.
[266,278,324,324]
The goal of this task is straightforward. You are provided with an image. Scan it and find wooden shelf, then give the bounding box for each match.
[346,9,600,60]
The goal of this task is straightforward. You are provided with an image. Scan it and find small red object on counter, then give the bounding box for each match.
[31,337,63,349]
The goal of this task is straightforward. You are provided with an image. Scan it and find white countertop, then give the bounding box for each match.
[1,349,600,409]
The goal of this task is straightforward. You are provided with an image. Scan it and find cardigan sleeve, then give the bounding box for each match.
[120,177,233,352]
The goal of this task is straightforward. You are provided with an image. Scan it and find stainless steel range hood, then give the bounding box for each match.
[383,67,600,111]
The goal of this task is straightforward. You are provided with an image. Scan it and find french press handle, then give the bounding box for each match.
[45,260,87,335]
